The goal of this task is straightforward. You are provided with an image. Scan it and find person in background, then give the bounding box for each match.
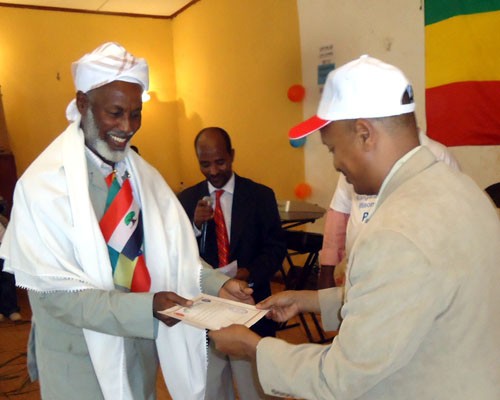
[178,127,286,400]
[318,131,461,288]
[0,196,21,322]
[208,55,500,400]
[0,42,252,400]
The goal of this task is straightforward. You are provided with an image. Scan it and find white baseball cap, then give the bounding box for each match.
[289,55,415,140]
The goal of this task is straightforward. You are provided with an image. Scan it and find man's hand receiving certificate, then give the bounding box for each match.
[159,294,268,330]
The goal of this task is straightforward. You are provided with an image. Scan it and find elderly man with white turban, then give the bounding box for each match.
[0,42,252,400]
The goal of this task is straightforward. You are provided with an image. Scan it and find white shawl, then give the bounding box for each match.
[0,121,207,399]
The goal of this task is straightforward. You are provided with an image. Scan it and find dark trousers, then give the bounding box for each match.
[0,259,20,316]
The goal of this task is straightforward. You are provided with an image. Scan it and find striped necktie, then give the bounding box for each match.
[99,170,151,292]
[214,190,230,267]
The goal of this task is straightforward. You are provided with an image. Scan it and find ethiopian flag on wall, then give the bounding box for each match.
[425,1,500,146]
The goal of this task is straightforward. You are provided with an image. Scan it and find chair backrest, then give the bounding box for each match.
[284,230,323,254]
[485,182,500,208]
[282,230,323,291]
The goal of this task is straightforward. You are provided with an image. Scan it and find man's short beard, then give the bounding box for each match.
[82,108,130,163]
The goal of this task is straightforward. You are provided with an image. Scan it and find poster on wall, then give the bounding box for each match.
[318,44,335,90]
[425,0,500,146]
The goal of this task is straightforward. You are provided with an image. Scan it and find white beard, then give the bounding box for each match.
[82,109,131,163]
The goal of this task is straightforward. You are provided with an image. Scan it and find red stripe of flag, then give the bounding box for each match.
[426,80,500,146]
[99,179,134,242]
[130,255,151,292]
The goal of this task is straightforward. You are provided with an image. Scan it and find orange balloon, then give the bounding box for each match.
[287,84,306,102]
[294,182,312,199]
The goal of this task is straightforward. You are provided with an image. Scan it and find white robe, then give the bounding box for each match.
[0,120,207,399]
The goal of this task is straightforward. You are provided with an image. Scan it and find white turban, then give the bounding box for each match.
[66,42,149,122]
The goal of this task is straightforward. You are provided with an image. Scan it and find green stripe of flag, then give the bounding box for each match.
[425,0,500,25]
[105,178,121,211]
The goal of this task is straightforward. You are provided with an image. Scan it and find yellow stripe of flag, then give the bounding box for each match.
[426,10,500,88]
[113,254,136,289]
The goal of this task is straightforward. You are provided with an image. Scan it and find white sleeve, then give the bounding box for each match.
[419,131,461,171]
[330,174,354,214]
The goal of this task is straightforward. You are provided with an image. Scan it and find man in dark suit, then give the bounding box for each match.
[178,127,286,400]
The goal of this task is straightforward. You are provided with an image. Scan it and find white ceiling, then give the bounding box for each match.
[0,0,198,18]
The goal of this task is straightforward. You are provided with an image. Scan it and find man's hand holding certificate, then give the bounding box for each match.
[159,294,269,330]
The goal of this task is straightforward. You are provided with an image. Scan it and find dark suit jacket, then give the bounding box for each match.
[178,174,286,336]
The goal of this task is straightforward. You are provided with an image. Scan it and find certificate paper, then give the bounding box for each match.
[159,294,268,330]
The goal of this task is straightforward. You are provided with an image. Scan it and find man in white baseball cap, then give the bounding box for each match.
[289,54,415,140]
[0,42,253,400]
[208,55,500,400]
[313,56,460,289]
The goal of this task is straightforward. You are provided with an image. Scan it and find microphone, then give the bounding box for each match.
[200,196,212,255]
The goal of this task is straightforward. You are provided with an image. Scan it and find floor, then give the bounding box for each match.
[0,288,37,399]
[0,282,336,399]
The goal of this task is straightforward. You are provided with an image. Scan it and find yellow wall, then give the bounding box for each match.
[0,6,180,184]
[0,2,304,199]
[172,0,304,198]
